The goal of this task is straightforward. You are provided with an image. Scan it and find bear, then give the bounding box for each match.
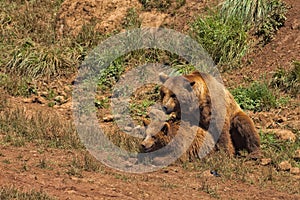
[159,70,261,158]
[140,119,215,162]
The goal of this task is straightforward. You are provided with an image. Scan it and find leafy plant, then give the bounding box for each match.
[130,99,155,118]
[256,0,287,44]
[231,81,288,112]
[97,57,125,91]
[271,61,300,96]
[95,97,109,109]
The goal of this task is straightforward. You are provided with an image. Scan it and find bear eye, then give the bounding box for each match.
[151,135,156,140]
[171,94,176,99]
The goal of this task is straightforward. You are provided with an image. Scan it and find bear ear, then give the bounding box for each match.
[191,70,201,75]
[183,80,195,91]
[142,118,151,126]
[159,72,169,83]
[190,81,196,87]
[161,122,170,136]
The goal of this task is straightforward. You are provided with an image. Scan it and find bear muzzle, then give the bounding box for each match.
[141,141,155,153]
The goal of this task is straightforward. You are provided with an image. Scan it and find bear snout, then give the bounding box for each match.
[162,105,173,114]
[141,140,155,153]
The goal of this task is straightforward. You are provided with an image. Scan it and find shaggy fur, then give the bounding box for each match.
[141,120,215,162]
[159,71,261,157]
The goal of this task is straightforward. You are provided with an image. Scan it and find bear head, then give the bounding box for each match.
[140,121,173,153]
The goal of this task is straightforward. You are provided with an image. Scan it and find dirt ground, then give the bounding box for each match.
[1,0,300,199]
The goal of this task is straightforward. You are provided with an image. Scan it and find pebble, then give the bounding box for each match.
[290,167,300,175]
[278,161,292,171]
[260,158,272,166]
[294,149,300,160]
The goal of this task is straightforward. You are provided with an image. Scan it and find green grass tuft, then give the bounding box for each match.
[220,0,267,26]
[231,81,288,112]
[271,61,300,96]
[255,0,287,44]
[122,8,141,29]
[191,12,249,69]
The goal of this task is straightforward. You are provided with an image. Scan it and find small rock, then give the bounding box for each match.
[102,114,121,122]
[114,114,121,120]
[124,126,133,132]
[294,149,300,160]
[290,167,300,175]
[202,170,214,178]
[264,129,296,142]
[291,19,300,30]
[278,161,292,171]
[103,115,114,122]
[260,158,272,166]
[23,97,34,103]
[210,170,221,177]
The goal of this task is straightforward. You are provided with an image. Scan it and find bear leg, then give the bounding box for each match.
[231,111,261,156]
[215,120,235,155]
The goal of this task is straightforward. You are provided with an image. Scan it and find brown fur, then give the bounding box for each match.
[141,120,215,162]
[159,71,261,157]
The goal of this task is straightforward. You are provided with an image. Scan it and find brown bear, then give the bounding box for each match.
[141,119,215,162]
[159,71,261,157]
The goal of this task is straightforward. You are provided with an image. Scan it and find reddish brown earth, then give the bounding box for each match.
[224,0,300,86]
[1,0,300,199]
[1,143,300,200]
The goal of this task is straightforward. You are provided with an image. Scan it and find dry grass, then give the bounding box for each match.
[0,103,81,149]
[0,186,56,200]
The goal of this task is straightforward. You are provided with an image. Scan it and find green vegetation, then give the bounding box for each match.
[0,0,107,87]
[256,0,287,44]
[67,153,102,177]
[0,0,77,79]
[191,13,249,69]
[139,0,171,11]
[0,74,36,97]
[122,8,141,29]
[271,61,300,96]
[260,131,300,166]
[130,99,156,119]
[97,58,126,91]
[139,0,186,11]
[0,187,55,200]
[220,0,287,44]
[187,129,300,194]
[191,0,287,69]
[231,81,288,112]
[220,0,267,25]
